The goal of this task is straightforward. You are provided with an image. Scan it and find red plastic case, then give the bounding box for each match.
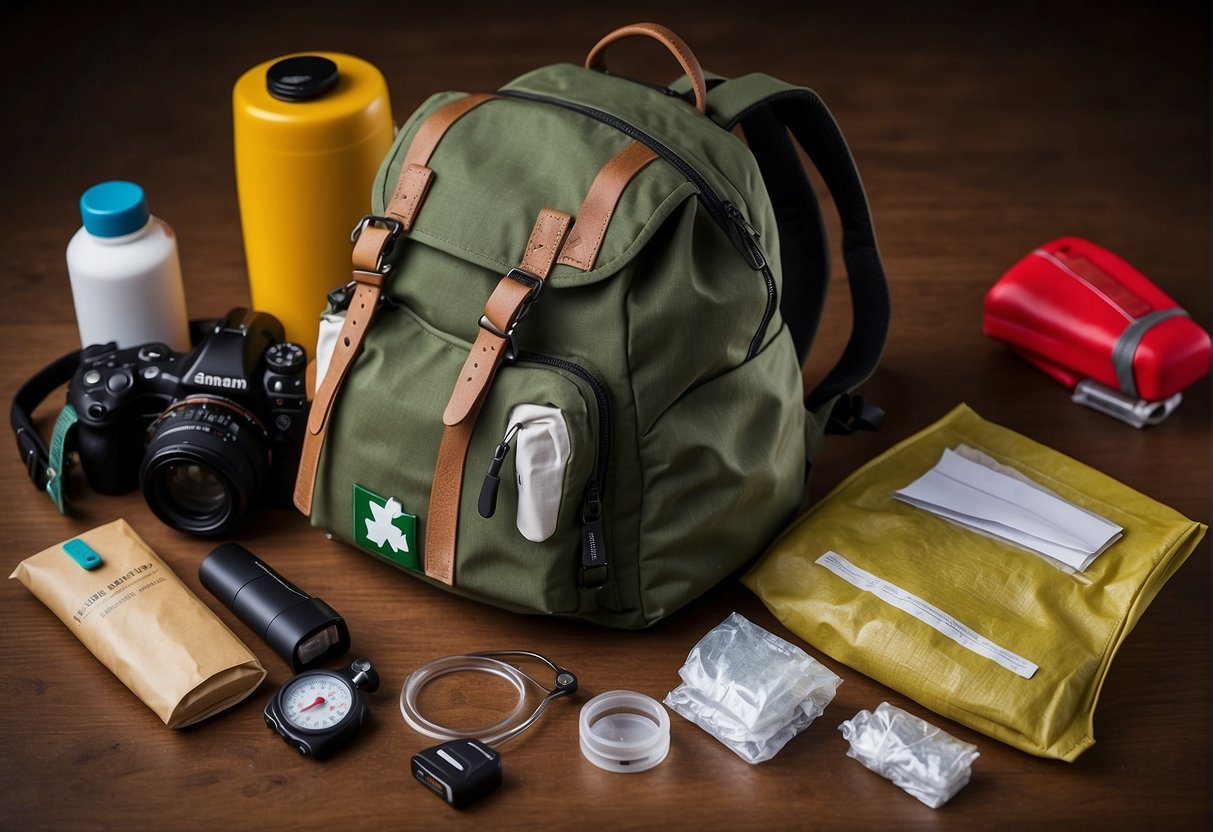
[984,237,1209,405]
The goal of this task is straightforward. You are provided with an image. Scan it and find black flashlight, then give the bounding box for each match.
[199,543,350,671]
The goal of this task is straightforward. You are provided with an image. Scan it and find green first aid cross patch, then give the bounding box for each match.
[352,483,419,571]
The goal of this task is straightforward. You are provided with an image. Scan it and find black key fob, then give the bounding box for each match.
[411,739,502,809]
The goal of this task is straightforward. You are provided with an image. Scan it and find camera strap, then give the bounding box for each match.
[11,321,215,513]
[11,349,82,505]
[46,404,79,512]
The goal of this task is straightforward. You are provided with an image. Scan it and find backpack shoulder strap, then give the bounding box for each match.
[684,73,891,427]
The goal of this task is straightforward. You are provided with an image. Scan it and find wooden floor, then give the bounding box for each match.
[0,1,1208,828]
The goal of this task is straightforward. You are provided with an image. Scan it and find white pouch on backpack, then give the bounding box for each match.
[509,404,571,542]
[314,312,345,395]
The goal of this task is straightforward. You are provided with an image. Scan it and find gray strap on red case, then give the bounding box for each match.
[1113,308,1189,399]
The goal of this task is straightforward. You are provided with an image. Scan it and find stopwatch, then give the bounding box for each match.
[264,658,379,760]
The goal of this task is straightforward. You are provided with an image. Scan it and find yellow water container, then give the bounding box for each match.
[233,53,393,351]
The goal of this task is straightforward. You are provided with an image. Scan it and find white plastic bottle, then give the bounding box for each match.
[66,180,190,351]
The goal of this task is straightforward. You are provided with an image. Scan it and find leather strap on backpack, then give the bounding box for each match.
[558,140,657,272]
[425,208,572,585]
[294,93,495,515]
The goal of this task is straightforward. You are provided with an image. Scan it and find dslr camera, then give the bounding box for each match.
[68,308,308,535]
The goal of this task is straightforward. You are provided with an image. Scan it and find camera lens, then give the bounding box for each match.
[140,397,269,535]
[159,462,229,514]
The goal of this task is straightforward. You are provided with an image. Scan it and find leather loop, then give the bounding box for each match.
[351,225,394,273]
[519,209,571,277]
[559,141,658,271]
[294,280,381,512]
[585,22,708,114]
[385,163,435,232]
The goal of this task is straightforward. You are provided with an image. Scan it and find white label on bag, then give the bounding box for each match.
[815,551,1039,680]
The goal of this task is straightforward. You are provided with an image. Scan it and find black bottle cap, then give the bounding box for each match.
[266,55,339,102]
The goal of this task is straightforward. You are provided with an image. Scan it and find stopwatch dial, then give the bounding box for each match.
[280,673,355,731]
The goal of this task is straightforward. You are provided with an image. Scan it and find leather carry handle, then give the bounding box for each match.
[585,22,708,114]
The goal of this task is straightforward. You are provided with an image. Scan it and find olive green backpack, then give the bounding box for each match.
[293,23,890,629]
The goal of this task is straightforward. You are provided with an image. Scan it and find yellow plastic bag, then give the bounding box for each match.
[744,404,1205,761]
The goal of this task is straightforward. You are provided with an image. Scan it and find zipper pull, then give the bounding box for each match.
[478,423,523,519]
[578,483,609,588]
[724,201,767,271]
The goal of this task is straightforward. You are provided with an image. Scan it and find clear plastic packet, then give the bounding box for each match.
[839,702,979,808]
[664,612,841,764]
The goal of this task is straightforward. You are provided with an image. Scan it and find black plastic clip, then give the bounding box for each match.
[825,394,886,435]
[577,484,609,589]
[15,427,47,490]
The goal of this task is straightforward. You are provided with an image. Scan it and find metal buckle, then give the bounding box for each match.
[350,214,403,244]
[477,269,544,361]
[478,313,522,362]
[349,215,404,274]
[505,267,543,304]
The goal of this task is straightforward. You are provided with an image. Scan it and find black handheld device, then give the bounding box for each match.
[199,542,349,671]
[411,739,503,809]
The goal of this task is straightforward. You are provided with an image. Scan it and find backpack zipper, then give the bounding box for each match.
[496,89,777,359]
[510,351,612,589]
[477,421,524,519]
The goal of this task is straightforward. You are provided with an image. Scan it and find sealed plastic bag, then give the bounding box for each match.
[839,703,979,808]
[664,612,841,764]
[744,404,1206,760]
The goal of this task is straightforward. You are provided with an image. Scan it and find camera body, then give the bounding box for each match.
[69,308,308,534]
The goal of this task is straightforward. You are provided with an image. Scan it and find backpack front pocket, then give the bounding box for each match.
[313,303,604,616]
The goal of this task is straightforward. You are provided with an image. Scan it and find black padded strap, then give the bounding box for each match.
[738,106,830,364]
[724,89,891,412]
[12,350,80,490]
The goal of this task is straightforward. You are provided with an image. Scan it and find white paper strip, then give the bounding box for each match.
[815,551,1039,680]
[894,448,1122,571]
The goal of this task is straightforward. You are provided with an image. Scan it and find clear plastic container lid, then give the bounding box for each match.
[578,690,670,773]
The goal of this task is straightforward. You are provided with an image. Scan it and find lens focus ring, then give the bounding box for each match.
[140,397,269,535]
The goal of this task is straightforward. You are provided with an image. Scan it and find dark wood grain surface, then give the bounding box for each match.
[1,1,1208,829]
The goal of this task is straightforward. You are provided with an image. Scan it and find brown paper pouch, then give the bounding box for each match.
[10,518,267,728]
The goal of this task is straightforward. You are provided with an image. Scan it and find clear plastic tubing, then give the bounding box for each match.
[401,654,539,746]
[579,690,670,773]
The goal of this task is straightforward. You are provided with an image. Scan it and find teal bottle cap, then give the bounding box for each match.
[80,180,149,237]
